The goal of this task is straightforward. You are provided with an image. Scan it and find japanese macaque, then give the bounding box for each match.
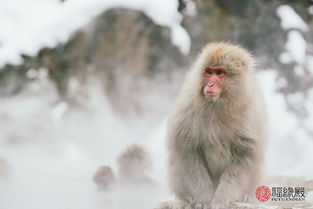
[117,144,154,186]
[167,42,267,208]
[93,166,116,190]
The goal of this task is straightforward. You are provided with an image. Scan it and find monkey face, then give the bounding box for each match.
[202,65,227,100]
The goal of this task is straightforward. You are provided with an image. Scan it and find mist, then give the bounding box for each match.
[1,0,313,209]
[0,72,174,209]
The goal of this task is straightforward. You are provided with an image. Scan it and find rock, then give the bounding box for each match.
[155,200,313,209]
[155,176,313,209]
[0,8,187,116]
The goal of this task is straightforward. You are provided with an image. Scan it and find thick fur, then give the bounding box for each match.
[167,42,267,208]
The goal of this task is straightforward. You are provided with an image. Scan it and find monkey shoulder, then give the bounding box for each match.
[167,109,208,150]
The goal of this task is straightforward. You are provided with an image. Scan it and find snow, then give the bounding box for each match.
[276,77,287,89]
[275,5,308,66]
[308,56,313,73]
[0,0,190,68]
[278,24,307,70]
[26,68,39,79]
[257,70,313,177]
[51,102,69,123]
[180,0,197,16]
[304,88,313,132]
[308,6,313,15]
[294,65,305,76]
[279,52,293,64]
[260,6,312,175]
[276,5,308,31]
[170,24,191,54]
[284,30,307,64]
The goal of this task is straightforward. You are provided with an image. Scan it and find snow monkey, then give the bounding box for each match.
[117,144,154,186]
[93,165,116,190]
[167,42,267,209]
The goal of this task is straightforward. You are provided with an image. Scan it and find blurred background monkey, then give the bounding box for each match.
[93,165,116,190]
[117,144,155,186]
[167,42,267,209]
[93,144,154,190]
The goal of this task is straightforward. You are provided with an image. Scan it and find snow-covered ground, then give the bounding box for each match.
[0,0,190,67]
[0,1,313,209]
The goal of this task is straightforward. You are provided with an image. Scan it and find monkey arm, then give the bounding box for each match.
[211,136,261,208]
[168,146,216,203]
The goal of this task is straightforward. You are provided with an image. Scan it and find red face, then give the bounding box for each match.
[203,65,227,99]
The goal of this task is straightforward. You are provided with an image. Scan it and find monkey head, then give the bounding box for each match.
[93,165,116,190]
[195,42,255,101]
[203,65,226,100]
[117,144,152,182]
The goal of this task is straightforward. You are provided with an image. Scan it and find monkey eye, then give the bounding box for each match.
[205,69,212,74]
[216,69,225,75]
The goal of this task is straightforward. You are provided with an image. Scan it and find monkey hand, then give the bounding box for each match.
[239,194,250,202]
[210,198,228,209]
[189,202,210,209]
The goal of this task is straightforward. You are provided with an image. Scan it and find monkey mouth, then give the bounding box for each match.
[204,91,219,99]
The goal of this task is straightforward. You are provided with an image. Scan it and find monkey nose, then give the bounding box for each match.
[208,82,215,87]
[208,79,216,87]
[208,78,217,86]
